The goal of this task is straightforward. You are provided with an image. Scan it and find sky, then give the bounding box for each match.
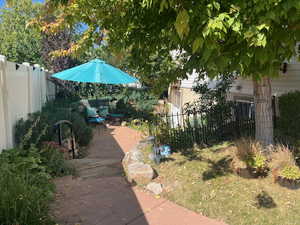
[0,0,45,7]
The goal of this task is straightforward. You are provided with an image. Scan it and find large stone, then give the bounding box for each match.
[122,149,143,167]
[127,162,154,184]
[146,182,163,195]
[131,149,143,161]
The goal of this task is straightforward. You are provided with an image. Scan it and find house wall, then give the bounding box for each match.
[168,72,200,115]
[180,87,200,109]
[0,55,54,151]
[229,63,300,99]
[168,86,199,114]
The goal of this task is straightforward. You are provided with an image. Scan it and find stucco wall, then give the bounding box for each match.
[0,56,54,151]
[168,86,199,114]
[180,88,199,107]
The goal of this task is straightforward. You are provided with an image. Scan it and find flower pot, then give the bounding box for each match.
[277,176,300,190]
[247,167,269,178]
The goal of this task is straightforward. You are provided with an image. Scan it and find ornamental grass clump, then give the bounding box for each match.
[270,145,300,185]
[233,138,268,177]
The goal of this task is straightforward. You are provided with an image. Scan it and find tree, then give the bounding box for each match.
[41,28,79,72]
[44,0,300,146]
[0,0,43,64]
[184,73,235,117]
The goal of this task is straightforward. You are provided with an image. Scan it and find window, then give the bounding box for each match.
[234,101,255,120]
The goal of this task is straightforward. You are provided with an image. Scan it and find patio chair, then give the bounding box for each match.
[86,106,105,124]
[98,105,110,118]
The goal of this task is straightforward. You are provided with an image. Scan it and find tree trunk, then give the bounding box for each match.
[253,77,273,146]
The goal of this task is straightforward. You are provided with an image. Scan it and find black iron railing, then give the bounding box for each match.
[53,120,76,159]
[149,107,255,150]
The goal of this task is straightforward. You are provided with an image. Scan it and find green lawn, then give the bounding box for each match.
[142,143,300,225]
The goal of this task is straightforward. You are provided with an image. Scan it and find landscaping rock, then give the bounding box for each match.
[146,182,163,195]
[140,136,155,145]
[127,162,154,184]
[122,138,157,185]
[122,148,143,166]
[148,153,155,161]
[136,142,148,150]
[121,121,127,126]
[131,149,144,161]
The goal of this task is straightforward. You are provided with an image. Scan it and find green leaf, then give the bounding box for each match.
[232,21,242,33]
[257,24,270,31]
[202,48,213,62]
[256,49,269,64]
[192,37,204,53]
[213,1,220,11]
[256,33,267,47]
[227,17,235,27]
[175,9,190,39]
[159,0,168,13]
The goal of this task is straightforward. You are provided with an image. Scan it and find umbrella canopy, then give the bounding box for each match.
[52,59,138,84]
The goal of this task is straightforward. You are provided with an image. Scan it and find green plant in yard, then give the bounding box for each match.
[184,73,234,122]
[269,145,300,182]
[276,91,300,146]
[0,148,55,225]
[233,138,268,175]
[113,87,158,120]
[15,98,93,149]
[128,119,152,136]
[152,119,171,145]
[247,153,268,171]
[40,143,75,177]
[69,111,93,146]
[0,144,73,224]
[279,165,300,180]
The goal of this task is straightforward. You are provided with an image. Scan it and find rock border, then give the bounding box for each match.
[122,136,157,185]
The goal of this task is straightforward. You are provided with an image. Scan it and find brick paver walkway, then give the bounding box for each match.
[52,126,227,225]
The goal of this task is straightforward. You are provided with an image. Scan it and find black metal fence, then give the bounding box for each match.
[150,104,255,150]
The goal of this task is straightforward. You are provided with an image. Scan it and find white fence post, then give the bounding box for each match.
[0,55,12,150]
[23,62,31,115]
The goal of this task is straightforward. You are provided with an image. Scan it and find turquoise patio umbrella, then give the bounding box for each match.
[52,59,138,84]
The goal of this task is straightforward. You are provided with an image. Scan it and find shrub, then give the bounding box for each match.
[15,112,50,149]
[40,143,75,177]
[113,87,158,120]
[277,91,300,144]
[15,99,93,149]
[69,112,93,146]
[0,148,54,225]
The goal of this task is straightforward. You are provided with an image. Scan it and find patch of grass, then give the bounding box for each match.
[143,142,300,225]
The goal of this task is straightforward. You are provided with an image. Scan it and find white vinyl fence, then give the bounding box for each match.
[0,55,55,151]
